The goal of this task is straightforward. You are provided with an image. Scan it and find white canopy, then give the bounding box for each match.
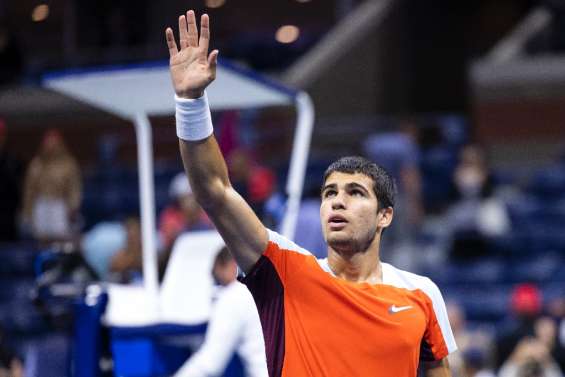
[43,60,314,321]
[43,61,295,117]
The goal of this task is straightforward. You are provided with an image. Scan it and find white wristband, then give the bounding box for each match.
[175,92,214,141]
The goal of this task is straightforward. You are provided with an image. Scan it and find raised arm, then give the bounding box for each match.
[165,10,267,272]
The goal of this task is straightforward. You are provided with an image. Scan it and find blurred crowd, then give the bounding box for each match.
[1,112,565,376]
[446,285,565,377]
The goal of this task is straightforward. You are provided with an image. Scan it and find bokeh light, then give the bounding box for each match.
[275,25,300,44]
[31,4,49,22]
[205,0,226,8]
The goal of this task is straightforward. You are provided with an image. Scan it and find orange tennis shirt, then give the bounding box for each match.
[242,230,457,377]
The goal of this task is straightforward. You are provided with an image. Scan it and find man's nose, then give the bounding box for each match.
[331,192,346,210]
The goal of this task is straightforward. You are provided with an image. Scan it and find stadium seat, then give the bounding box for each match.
[428,258,506,286]
[23,333,71,377]
[505,253,563,283]
[420,147,457,212]
[444,285,511,323]
[527,165,565,200]
[0,243,38,276]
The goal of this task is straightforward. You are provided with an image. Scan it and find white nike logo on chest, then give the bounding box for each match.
[388,305,413,314]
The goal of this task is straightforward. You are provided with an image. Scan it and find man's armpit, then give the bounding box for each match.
[422,357,451,377]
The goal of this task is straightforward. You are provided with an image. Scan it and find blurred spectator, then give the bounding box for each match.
[81,220,126,280]
[363,121,423,235]
[547,297,565,371]
[445,144,509,260]
[0,326,23,377]
[497,283,544,369]
[363,121,423,269]
[158,172,212,251]
[0,26,23,85]
[461,348,495,377]
[498,336,562,377]
[0,119,23,241]
[447,301,494,377]
[109,217,142,283]
[21,129,82,243]
[227,148,276,221]
[174,247,267,377]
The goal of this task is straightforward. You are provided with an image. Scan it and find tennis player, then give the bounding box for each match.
[165,10,457,377]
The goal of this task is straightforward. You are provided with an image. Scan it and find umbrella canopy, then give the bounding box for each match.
[43,60,295,118]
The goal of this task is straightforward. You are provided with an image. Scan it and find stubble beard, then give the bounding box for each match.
[327,228,378,256]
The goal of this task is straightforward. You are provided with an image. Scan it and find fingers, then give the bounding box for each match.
[199,14,210,58]
[173,10,209,56]
[208,49,219,69]
[165,28,178,58]
[178,15,189,49]
[186,10,199,47]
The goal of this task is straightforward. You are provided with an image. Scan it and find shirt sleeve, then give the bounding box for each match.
[421,278,458,360]
[174,286,245,377]
[256,229,313,285]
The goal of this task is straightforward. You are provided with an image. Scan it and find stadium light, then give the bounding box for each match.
[276,25,300,44]
[31,4,49,22]
[205,0,226,8]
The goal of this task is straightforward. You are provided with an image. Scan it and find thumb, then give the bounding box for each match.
[208,49,219,69]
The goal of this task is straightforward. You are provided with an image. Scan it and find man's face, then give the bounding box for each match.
[213,260,238,286]
[320,172,391,254]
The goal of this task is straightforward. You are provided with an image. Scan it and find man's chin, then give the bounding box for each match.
[327,234,353,249]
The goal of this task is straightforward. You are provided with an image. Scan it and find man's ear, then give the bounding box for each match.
[377,207,394,229]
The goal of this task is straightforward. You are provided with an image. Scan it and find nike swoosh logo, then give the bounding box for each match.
[389,305,413,314]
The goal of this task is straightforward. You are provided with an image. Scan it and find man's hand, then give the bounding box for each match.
[165,10,219,99]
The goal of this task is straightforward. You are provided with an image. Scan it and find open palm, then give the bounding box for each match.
[165,10,219,99]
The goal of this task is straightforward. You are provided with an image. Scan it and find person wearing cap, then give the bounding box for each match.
[496,283,544,369]
[158,172,213,251]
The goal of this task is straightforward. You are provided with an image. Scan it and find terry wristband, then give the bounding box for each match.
[175,92,214,141]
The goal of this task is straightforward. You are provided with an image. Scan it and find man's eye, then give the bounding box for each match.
[351,189,365,197]
[324,190,337,198]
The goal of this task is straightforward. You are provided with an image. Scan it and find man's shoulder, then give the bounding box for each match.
[265,229,313,257]
[382,263,440,296]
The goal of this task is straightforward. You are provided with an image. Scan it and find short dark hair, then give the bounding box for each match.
[322,156,396,210]
[213,246,233,267]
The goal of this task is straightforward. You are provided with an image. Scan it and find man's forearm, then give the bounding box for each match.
[179,136,230,210]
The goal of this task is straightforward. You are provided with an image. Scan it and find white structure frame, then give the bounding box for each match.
[43,60,314,312]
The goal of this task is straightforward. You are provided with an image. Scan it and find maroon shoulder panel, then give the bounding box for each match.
[241,255,285,377]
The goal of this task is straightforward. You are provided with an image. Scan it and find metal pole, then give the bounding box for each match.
[280,92,315,240]
[133,112,159,311]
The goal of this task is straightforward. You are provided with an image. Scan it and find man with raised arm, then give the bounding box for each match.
[165,10,457,377]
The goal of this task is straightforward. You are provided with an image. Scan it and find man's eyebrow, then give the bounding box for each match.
[321,183,337,193]
[346,182,370,194]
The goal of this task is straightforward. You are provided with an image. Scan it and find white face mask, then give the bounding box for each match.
[455,167,485,198]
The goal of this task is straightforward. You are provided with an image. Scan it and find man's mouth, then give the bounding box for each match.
[328,215,348,226]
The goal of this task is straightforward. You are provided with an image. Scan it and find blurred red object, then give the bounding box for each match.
[511,283,542,316]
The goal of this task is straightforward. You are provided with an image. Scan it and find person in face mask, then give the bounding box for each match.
[453,145,490,199]
[445,144,510,260]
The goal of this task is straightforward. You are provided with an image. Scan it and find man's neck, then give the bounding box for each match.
[327,245,382,285]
